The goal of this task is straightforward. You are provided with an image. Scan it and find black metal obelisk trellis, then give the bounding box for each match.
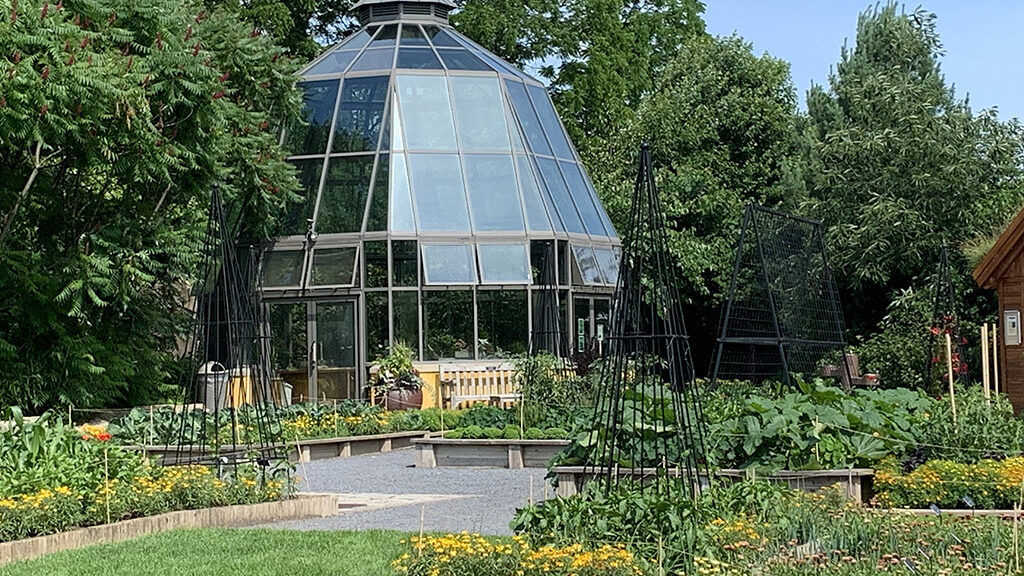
[585,144,708,498]
[531,241,564,357]
[925,244,966,389]
[710,205,853,388]
[170,190,285,477]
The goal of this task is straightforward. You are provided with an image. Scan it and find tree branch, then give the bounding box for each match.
[0,140,45,252]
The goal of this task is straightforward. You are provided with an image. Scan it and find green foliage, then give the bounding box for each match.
[459,405,515,429]
[523,427,546,440]
[482,426,503,439]
[875,458,1024,510]
[502,425,521,440]
[915,386,1024,463]
[514,353,593,430]
[0,0,302,410]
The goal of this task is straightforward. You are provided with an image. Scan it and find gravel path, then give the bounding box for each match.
[260,449,552,535]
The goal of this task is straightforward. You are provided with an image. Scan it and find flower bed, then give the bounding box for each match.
[875,457,1024,509]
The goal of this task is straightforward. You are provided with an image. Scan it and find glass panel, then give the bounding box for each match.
[390,97,405,151]
[557,240,569,285]
[423,25,461,47]
[392,240,418,286]
[369,23,398,48]
[263,250,304,287]
[537,158,585,234]
[317,155,374,234]
[477,291,528,358]
[585,171,617,237]
[393,291,420,357]
[340,27,374,51]
[366,292,389,361]
[594,298,610,351]
[399,23,428,45]
[504,80,550,155]
[437,48,491,71]
[573,297,591,353]
[268,303,306,374]
[593,247,619,286]
[350,48,394,72]
[397,47,442,69]
[310,247,357,286]
[560,160,607,236]
[572,245,603,285]
[424,291,474,360]
[305,50,358,76]
[396,75,457,151]
[454,34,523,77]
[506,96,525,152]
[364,240,387,287]
[515,155,552,231]
[450,76,509,151]
[464,154,523,231]
[332,76,388,153]
[530,240,555,285]
[408,154,470,231]
[286,80,339,156]
[281,158,323,235]
[527,84,573,159]
[315,301,357,399]
[422,244,476,284]
[390,154,416,232]
[366,153,389,231]
[478,244,531,284]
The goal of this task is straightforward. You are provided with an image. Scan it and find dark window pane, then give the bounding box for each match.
[450,76,509,151]
[366,153,389,231]
[393,291,420,357]
[504,80,550,155]
[424,291,474,360]
[341,28,374,51]
[557,240,570,285]
[437,48,491,71]
[366,292,389,361]
[594,298,610,346]
[400,24,429,46]
[350,48,394,72]
[316,301,356,368]
[572,245,603,285]
[263,250,305,287]
[333,76,388,153]
[369,24,398,48]
[390,154,416,231]
[453,34,523,77]
[573,297,591,353]
[396,75,457,151]
[527,84,574,159]
[310,247,357,286]
[317,155,375,234]
[305,50,358,76]
[516,155,552,231]
[593,247,619,286]
[364,240,388,287]
[531,240,556,286]
[397,47,442,70]
[423,25,461,47]
[408,154,470,231]
[560,160,607,236]
[286,80,339,155]
[477,291,528,359]
[422,244,476,284]
[537,158,585,234]
[268,303,306,372]
[392,240,418,286]
[281,159,323,235]
[464,154,523,231]
[478,244,531,284]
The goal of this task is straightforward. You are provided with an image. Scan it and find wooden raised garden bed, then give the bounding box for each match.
[413,438,570,469]
[551,466,874,502]
[128,430,432,464]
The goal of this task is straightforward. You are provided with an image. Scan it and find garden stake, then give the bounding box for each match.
[149,405,155,446]
[104,447,111,525]
[982,324,990,403]
[418,505,425,557]
[945,333,957,426]
[992,323,1000,395]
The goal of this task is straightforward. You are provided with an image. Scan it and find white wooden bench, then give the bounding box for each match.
[439,363,521,409]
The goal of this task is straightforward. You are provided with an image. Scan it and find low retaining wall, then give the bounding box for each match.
[128,430,432,464]
[0,493,338,566]
[413,438,570,469]
[551,466,874,502]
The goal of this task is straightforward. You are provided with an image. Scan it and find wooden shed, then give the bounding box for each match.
[973,208,1024,411]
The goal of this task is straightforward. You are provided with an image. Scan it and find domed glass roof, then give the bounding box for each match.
[271,0,618,292]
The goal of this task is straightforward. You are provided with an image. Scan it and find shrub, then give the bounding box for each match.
[463,426,484,439]
[875,458,1024,509]
[502,425,521,440]
[444,429,464,439]
[544,427,568,439]
[459,405,514,428]
[482,427,504,439]
[913,386,1024,464]
[523,427,546,440]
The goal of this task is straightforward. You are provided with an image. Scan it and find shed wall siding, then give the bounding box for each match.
[998,253,1024,410]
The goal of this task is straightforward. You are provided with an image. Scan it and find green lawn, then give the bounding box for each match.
[0,529,408,576]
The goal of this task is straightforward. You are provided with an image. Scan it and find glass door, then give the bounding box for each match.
[310,300,359,401]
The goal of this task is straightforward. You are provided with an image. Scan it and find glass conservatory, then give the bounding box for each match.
[262,0,620,401]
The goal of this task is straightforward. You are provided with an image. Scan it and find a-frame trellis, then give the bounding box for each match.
[710,205,854,387]
[924,244,967,389]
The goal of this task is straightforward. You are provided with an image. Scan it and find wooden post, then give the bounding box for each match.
[993,323,1000,396]
[946,333,957,426]
[982,324,991,403]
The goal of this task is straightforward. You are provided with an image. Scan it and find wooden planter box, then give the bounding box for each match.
[413,438,570,469]
[127,430,432,465]
[0,493,338,566]
[551,466,874,502]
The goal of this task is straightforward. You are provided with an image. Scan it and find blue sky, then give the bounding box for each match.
[703,1,1024,120]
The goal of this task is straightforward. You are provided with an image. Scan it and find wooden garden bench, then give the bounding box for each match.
[439,363,520,409]
[820,352,879,388]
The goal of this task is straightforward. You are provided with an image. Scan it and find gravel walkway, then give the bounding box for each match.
[260,449,552,535]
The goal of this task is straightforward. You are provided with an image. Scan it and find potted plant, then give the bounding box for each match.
[370,342,424,410]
